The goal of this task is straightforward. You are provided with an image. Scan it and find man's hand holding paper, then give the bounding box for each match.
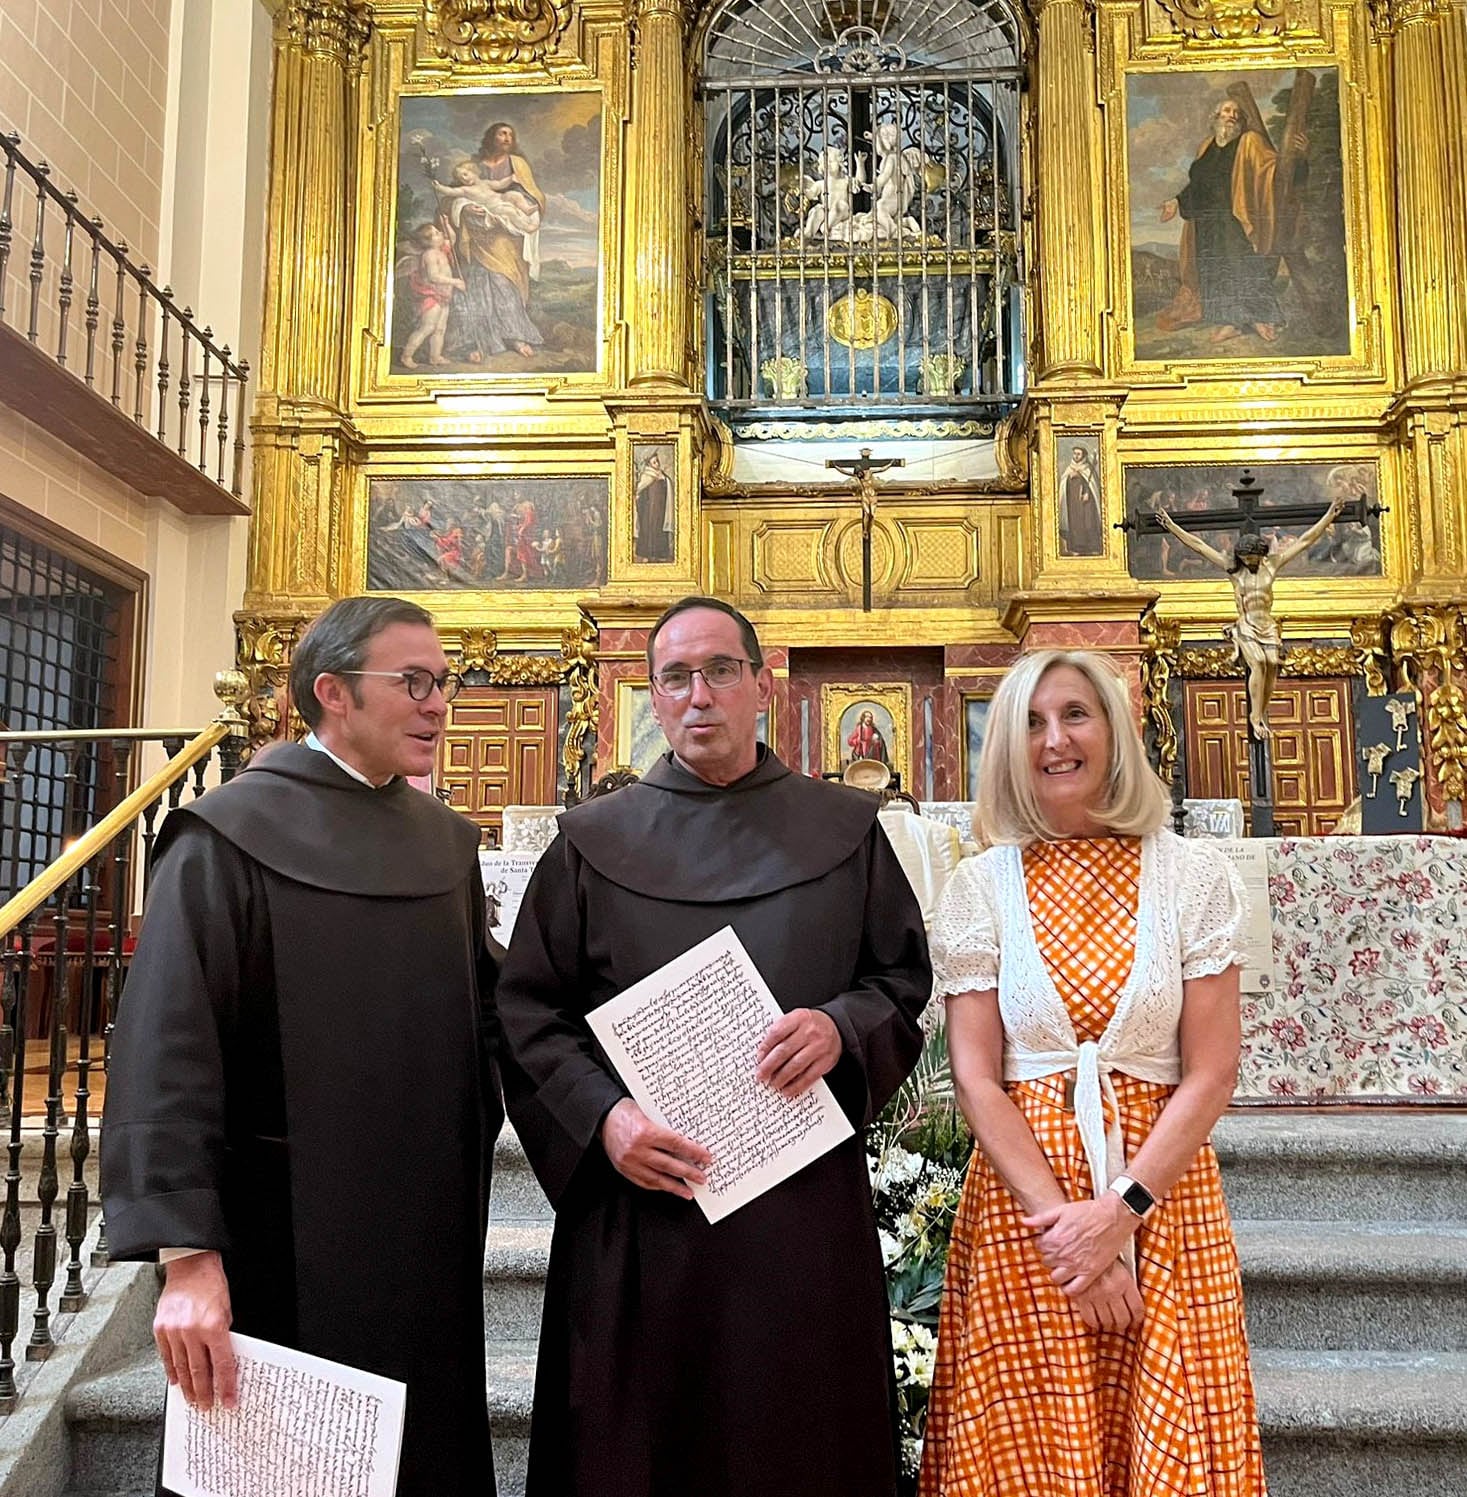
[587,926,855,1224]
[755,1008,843,1098]
[600,1098,711,1198]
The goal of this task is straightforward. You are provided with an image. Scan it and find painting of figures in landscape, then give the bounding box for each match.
[1124,462,1381,582]
[391,90,602,376]
[1127,67,1350,362]
[368,478,608,591]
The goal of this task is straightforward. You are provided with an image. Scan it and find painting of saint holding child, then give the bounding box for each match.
[391,90,602,377]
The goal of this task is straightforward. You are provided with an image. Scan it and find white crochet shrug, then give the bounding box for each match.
[929,829,1247,1204]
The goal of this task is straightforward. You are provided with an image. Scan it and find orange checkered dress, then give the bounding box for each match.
[919,836,1265,1497]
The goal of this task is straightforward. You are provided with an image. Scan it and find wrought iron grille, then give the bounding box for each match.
[700,0,1026,418]
[0,524,131,892]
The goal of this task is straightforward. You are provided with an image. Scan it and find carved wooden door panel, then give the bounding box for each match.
[438,687,558,845]
[1184,678,1355,837]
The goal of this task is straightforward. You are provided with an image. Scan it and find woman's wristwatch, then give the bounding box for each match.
[1108,1174,1157,1221]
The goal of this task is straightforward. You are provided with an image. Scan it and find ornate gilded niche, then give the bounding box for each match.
[687,0,1033,633]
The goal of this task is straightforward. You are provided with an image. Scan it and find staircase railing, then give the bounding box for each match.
[0,676,249,1411]
[0,129,249,511]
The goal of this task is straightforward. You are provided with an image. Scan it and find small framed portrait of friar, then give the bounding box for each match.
[1056,434,1103,558]
[822,683,912,789]
[631,441,676,564]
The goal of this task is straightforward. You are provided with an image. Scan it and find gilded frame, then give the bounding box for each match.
[614,678,776,773]
[822,682,912,788]
[1115,442,1402,620]
[351,44,624,404]
[1100,6,1387,386]
[344,455,614,619]
[959,690,994,803]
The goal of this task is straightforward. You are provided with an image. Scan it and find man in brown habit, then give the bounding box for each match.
[497,595,931,1497]
[102,596,500,1497]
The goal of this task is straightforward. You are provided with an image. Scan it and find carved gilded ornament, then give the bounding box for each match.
[1386,603,1467,806]
[1349,617,1390,697]
[281,0,371,64]
[1369,0,1456,36]
[1139,607,1181,786]
[429,0,574,65]
[235,615,310,747]
[827,292,899,350]
[1176,643,1366,679]
[561,620,599,794]
[1154,0,1292,38]
[456,628,499,674]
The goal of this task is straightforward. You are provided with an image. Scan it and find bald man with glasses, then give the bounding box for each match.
[103,595,501,1497]
[497,594,931,1497]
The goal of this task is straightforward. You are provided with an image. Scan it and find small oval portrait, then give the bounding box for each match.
[840,702,895,770]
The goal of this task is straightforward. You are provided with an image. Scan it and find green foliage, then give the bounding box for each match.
[869,1021,973,1487]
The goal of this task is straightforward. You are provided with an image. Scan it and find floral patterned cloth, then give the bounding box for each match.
[1239,835,1467,1101]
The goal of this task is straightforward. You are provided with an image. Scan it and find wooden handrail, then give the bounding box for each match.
[0,719,232,938]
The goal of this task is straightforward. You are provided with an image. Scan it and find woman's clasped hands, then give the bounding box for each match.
[1022,1196,1145,1334]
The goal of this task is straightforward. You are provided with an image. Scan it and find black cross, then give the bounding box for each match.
[825,447,905,611]
[1116,468,1385,540]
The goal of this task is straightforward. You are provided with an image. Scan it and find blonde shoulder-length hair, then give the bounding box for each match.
[974,649,1171,847]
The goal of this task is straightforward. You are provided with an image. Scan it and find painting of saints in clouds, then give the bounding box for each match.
[1127,67,1349,362]
[392,91,602,376]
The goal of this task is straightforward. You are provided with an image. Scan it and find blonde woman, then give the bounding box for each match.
[920,650,1265,1496]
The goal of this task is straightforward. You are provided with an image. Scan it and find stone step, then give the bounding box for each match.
[63,1349,163,1497]
[489,1125,552,1224]
[1214,1111,1467,1224]
[60,1339,1467,1497]
[1255,1349,1467,1497]
[486,1338,535,1497]
[483,1222,551,1343]
[1236,1220,1467,1352]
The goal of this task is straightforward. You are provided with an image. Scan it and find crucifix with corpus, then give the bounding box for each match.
[825,447,905,611]
[1118,469,1383,834]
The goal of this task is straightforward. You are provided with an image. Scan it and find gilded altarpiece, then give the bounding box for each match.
[244,0,1467,817]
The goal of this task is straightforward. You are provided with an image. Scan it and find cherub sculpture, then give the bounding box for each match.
[870,122,927,241]
[799,147,861,241]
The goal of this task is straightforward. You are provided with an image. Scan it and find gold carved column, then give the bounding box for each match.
[1376,1,1467,593]
[1032,0,1103,378]
[1379,0,1467,382]
[625,0,692,387]
[247,0,369,611]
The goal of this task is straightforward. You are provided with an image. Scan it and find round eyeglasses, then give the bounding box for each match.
[338,668,463,702]
[650,658,758,699]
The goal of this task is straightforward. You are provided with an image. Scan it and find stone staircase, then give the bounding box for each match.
[40,1111,1467,1496]
[1214,1111,1467,1497]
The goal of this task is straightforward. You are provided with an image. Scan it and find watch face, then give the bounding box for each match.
[1121,1180,1154,1216]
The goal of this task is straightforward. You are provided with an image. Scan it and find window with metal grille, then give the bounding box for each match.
[0,516,137,892]
[700,0,1027,423]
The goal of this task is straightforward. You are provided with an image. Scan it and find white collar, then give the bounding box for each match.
[304,732,394,789]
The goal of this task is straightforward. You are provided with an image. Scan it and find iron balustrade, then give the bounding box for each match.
[0,130,249,500]
[698,0,1027,420]
[0,704,247,1411]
